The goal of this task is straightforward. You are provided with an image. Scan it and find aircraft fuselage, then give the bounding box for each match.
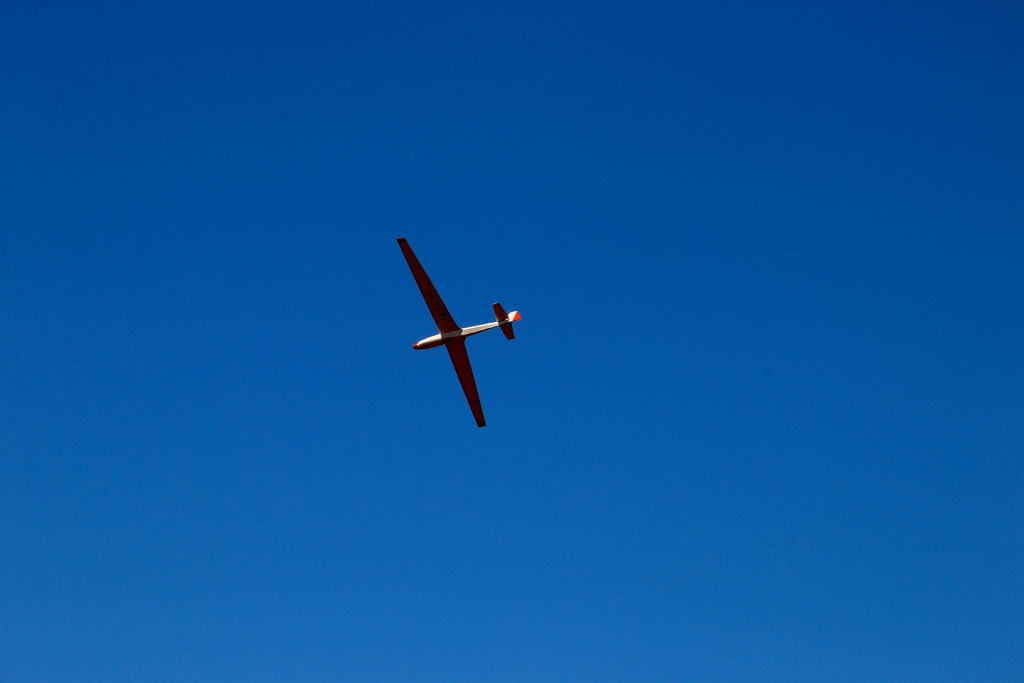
[413,322,503,350]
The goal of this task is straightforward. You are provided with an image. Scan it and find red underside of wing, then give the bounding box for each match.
[397,238,460,334]
[445,339,486,427]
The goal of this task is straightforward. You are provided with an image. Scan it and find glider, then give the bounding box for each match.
[397,237,521,428]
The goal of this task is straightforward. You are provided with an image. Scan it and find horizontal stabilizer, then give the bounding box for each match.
[493,302,520,340]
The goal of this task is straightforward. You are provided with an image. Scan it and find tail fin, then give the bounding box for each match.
[492,303,521,340]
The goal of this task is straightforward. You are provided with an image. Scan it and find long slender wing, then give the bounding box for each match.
[397,237,460,334]
[445,339,486,428]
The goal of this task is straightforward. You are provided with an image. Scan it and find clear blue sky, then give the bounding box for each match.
[1,1,1022,681]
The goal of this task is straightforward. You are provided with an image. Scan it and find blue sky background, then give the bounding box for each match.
[1,1,1022,681]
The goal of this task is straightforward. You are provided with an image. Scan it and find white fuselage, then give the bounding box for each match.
[413,322,502,350]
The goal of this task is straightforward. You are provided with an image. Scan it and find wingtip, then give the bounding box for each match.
[477,421,486,428]
[396,236,407,243]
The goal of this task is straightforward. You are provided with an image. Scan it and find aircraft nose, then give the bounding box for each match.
[412,343,418,349]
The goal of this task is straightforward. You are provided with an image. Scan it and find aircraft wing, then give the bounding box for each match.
[445,339,486,427]
[397,237,460,334]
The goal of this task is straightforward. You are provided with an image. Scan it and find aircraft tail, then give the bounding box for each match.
[492,303,521,340]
